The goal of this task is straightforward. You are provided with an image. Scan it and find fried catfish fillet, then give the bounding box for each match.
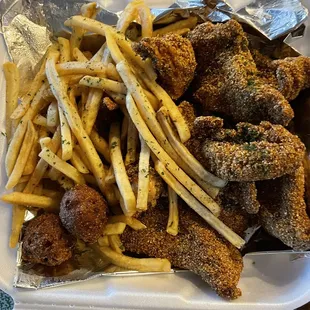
[133,33,196,99]
[121,204,243,299]
[257,166,310,251]
[188,20,294,126]
[187,120,305,182]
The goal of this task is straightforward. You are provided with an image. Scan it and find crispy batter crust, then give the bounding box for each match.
[121,204,243,299]
[133,33,196,99]
[188,20,294,126]
[257,166,310,251]
[60,185,108,243]
[22,213,74,266]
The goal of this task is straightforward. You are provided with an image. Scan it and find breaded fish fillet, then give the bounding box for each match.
[257,166,310,251]
[121,203,243,299]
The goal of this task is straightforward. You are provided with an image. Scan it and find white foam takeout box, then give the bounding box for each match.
[1,0,310,308]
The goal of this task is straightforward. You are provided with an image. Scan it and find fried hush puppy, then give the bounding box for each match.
[188,20,294,126]
[121,204,243,300]
[133,33,197,100]
[257,166,310,251]
[196,121,305,182]
[60,185,108,243]
[22,213,74,266]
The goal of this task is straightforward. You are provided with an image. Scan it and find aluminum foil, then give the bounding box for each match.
[0,0,309,290]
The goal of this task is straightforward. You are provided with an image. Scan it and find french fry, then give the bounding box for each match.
[69,2,98,57]
[153,16,197,36]
[154,160,245,249]
[137,3,153,37]
[58,37,71,63]
[9,204,25,248]
[3,62,20,140]
[109,123,136,216]
[18,175,31,184]
[98,246,171,272]
[125,118,139,165]
[121,114,129,150]
[74,145,92,172]
[23,129,39,176]
[170,28,190,36]
[105,165,116,184]
[157,106,227,188]
[84,174,97,186]
[70,149,90,174]
[82,89,103,135]
[33,183,43,195]
[58,103,73,161]
[5,81,49,176]
[56,62,107,76]
[39,146,85,184]
[1,192,61,210]
[116,0,141,33]
[166,186,179,236]
[89,129,110,163]
[42,189,62,199]
[23,127,61,194]
[6,121,36,190]
[98,236,110,247]
[125,93,221,216]
[103,223,127,235]
[73,47,89,62]
[79,76,127,94]
[45,57,107,194]
[33,114,48,127]
[106,91,126,105]
[108,215,146,230]
[136,136,150,211]
[47,101,59,127]
[107,63,122,82]
[108,235,124,254]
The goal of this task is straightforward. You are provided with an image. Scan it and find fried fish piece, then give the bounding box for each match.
[257,166,310,251]
[121,203,243,299]
[188,20,294,126]
[187,121,305,182]
[133,33,196,99]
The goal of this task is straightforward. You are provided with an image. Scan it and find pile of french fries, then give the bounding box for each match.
[1,0,245,272]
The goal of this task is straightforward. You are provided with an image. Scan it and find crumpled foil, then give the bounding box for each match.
[0,0,309,290]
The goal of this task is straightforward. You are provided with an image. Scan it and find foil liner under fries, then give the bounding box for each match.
[0,0,309,290]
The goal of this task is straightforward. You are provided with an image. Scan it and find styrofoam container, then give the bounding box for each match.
[0,7,310,309]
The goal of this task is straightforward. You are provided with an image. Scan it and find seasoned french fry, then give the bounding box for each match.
[73,47,89,62]
[18,175,31,184]
[70,2,98,57]
[108,215,146,230]
[3,62,19,140]
[153,16,197,36]
[79,76,127,94]
[116,0,141,33]
[58,104,73,161]
[33,114,48,127]
[23,129,39,176]
[70,149,90,174]
[166,186,179,236]
[154,160,245,249]
[6,121,36,190]
[98,246,171,272]
[125,118,139,165]
[23,127,61,194]
[33,183,43,195]
[137,3,153,37]
[45,57,107,194]
[121,114,129,150]
[42,189,62,199]
[109,123,136,216]
[9,204,25,248]
[1,192,61,210]
[108,235,124,254]
[58,37,71,63]
[82,89,103,135]
[105,165,116,184]
[136,136,150,211]
[105,91,126,105]
[157,106,226,188]
[103,223,127,235]
[125,93,221,216]
[56,62,107,76]
[39,146,85,184]
[74,145,92,172]
[107,63,122,82]
[5,81,49,176]
[90,129,110,163]
[47,101,59,127]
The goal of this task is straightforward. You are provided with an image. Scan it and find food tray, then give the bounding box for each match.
[0,2,310,308]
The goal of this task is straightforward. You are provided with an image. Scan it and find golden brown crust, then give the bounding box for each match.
[60,185,108,243]
[22,213,74,266]
[257,166,310,251]
[121,204,243,299]
[133,33,196,100]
